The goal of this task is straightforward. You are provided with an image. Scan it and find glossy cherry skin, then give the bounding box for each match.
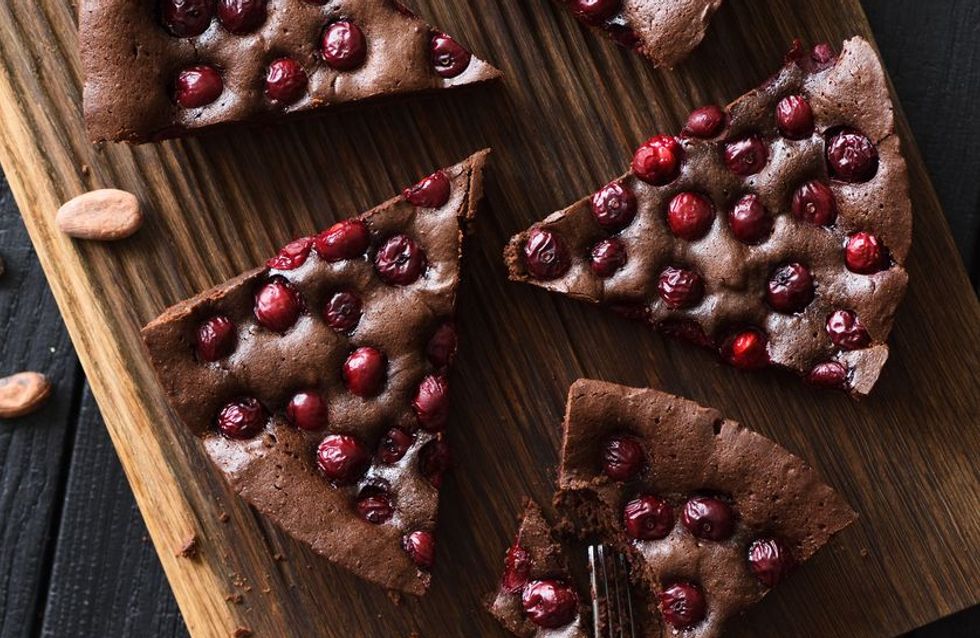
[591,181,637,230]
[807,361,849,389]
[196,315,236,361]
[404,170,451,208]
[632,135,682,185]
[342,347,387,397]
[567,0,621,25]
[412,375,450,431]
[724,135,768,176]
[521,580,579,629]
[826,128,879,182]
[217,0,266,34]
[728,194,772,244]
[748,538,796,587]
[286,392,329,431]
[322,291,363,333]
[161,0,214,37]
[502,544,532,593]
[431,33,472,78]
[314,219,370,261]
[721,328,769,370]
[684,105,726,138]
[623,495,674,540]
[826,310,870,350]
[374,235,426,285]
[402,531,435,569]
[321,21,367,71]
[766,263,815,313]
[266,237,313,270]
[601,434,645,481]
[658,266,704,309]
[426,322,457,368]
[217,397,266,439]
[253,278,302,333]
[658,582,707,629]
[316,434,369,484]
[523,228,570,280]
[265,58,308,105]
[419,439,452,488]
[681,496,736,541]
[590,238,627,277]
[845,232,886,274]
[377,427,414,464]
[667,192,714,241]
[792,180,837,226]
[175,66,223,108]
[776,95,814,139]
[355,488,394,524]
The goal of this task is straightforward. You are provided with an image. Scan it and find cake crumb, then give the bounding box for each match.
[176,534,199,560]
[219,511,230,523]
[272,552,285,562]
[232,627,252,638]
[860,547,869,558]
[225,593,244,605]
[387,590,403,606]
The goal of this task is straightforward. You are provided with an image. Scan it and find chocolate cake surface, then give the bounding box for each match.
[505,38,912,396]
[488,501,588,638]
[556,0,723,67]
[557,379,857,637]
[142,150,489,595]
[81,1,501,143]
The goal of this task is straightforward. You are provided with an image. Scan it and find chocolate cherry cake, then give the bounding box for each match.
[142,150,489,594]
[488,501,588,637]
[80,1,501,142]
[556,0,723,68]
[557,379,857,637]
[505,38,912,396]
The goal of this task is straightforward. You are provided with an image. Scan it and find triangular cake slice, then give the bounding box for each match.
[557,379,857,637]
[487,501,589,637]
[81,1,501,142]
[556,0,723,67]
[505,38,911,396]
[142,150,489,594]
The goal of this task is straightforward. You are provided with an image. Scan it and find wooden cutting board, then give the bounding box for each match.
[0,0,977,636]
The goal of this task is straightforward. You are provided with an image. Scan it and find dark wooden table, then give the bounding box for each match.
[0,1,976,636]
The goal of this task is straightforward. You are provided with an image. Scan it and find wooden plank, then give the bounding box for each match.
[0,1,976,637]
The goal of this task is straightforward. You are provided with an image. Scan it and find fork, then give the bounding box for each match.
[588,544,637,638]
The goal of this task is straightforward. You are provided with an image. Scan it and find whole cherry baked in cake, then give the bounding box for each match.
[142,150,489,594]
[505,38,912,396]
[80,1,501,142]
[556,379,857,637]
[556,0,723,67]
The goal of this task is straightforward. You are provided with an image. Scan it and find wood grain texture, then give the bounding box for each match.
[0,1,977,637]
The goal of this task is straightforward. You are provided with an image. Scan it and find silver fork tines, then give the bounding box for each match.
[588,544,636,638]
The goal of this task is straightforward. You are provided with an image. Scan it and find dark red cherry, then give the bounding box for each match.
[728,194,772,244]
[523,228,570,280]
[426,322,457,368]
[590,238,627,277]
[792,180,837,226]
[431,33,471,78]
[196,315,236,361]
[217,397,266,439]
[567,0,620,25]
[375,235,426,285]
[807,361,848,389]
[681,496,735,541]
[845,232,886,274]
[521,580,579,629]
[265,58,308,105]
[161,0,214,38]
[314,219,370,261]
[658,582,706,629]
[684,105,726,138]
[254,278,302,332]
[623,495,674,540]
[342,347,386,397]
[724,135,769,176]
[266,237,313,270]
[404,170,451,208]
[419,439,452,488]
[175,66,223,108]
[826,128,879,182]
[321,21,367,71]
[591,181,637,230]
[601,435,644,481]
[377,427,414,464]
[355,487,394,524]
[826,310,870,350]
[721,328,769,370]
[322,291,362,333]
[316,434,369,484]
[502,544,532,593]
[776,95,814,139]
[657,266,704,309]
[217,0,266,34]
[748,538,796,587]
[286,391,328,431]
[402,531,435,569]
[766,262,815,313]
[811,42,836,70]
[632,135,682,185]
[413,375,450,432]
[667,192,714,240]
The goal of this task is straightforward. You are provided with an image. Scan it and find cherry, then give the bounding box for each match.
[681,496,735,541]
[591,181,637,230]
[321,21,367,71]
[521,580,578,629]
[845,232,886,274]
[826,310,870,350]
[811,42,836,69]
[567,0,621,25]
[316,434,369,484]
[728,194,772,244]
[266,237,312,270]
[254,278,302,333]
[724,135,769,176]
[590,238,627,277]
[807,361,848,389]
[355,487,394,524]
[175,65,223,108]
[657,266,704,309]
[776,95,814,139]
[217,397,266,439]
[826,128,879,182]
[658,582,706,629]
[419,439,452,487]
[314,219,370,261]
[684,105,726,138]
[601,434,644,481]
[413,375,450,431]
[265,58,308,105]
[426,323,457,368]
[286,391,328,431]
[377,427,414,464]
[375,235,426,285]
[404,170,451,208]
[632,135,682,185]
[217,0,266,34]
[431,33,472,78]
[666,192,714,241]
[161,0,214,38]
[523,228,570,280]
[502,544,532,593]
[623,495,674,540]
[322,291,362,333]
[721,328,769,370]
[766,262,815,313]
[402,531,435,569]
[792,180,837,226]
[342,347,386,397]
[748,538,796,587]
[196,315,236,361]
[605,17,639,49]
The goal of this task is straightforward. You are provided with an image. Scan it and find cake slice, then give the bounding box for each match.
[81,1,501,143]
[505,38,912,396]
[557,379,857,637]
[488,501,588,637]
[142,150,489,595]
[556,0,723,67]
